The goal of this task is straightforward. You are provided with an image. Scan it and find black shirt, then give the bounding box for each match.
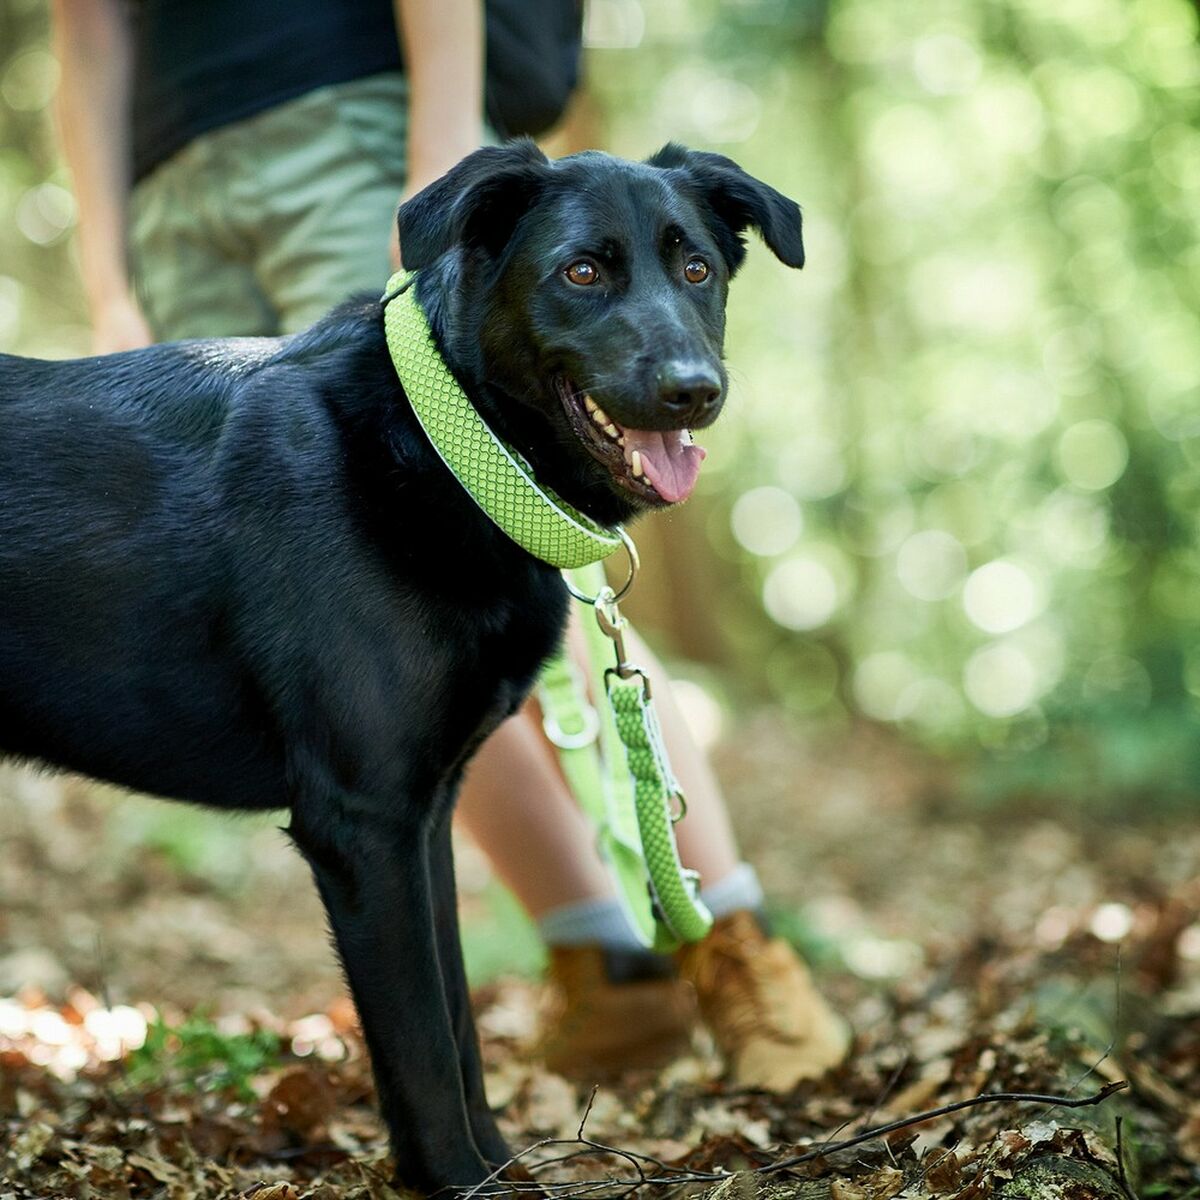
[128,0,403,182]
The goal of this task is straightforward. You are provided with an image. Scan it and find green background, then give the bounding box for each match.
[3,0,1199,809]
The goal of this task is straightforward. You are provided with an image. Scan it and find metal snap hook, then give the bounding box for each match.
[563,528,640,604]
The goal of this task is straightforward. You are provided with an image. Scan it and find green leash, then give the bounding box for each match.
[382,272,713,949]
[539,565,714,950]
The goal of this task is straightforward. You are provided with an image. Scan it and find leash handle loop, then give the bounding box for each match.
[606,671,713,946]
[538,557,714,950]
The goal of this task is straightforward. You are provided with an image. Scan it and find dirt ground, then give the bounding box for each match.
[1,716,1197,1198]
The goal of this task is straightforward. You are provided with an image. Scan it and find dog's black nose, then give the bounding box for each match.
[657,362,722,424]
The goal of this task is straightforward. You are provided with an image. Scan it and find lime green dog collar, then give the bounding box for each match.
[381,271,625,570]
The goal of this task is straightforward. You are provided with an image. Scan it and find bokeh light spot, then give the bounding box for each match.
[15,183,75,247]
[853,652,919,722]
[1082,655,1152,708]
[963,643,1037,717]
[1055,419,1129,491]
[963,560,1041,634]
[669,678,724,750]
[896,677,964,733]
[690,78,761,143]
[763,557,839,630]
[730,485,802,556]
[779,435,847,500]
[583,0,645,48]
[912,33,982,96]
[1,48,59,112]
[1090,902,1133,943]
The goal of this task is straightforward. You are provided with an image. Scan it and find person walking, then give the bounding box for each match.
[51,0,849,1091]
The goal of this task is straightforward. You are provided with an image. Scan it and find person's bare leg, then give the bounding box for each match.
[454,608,743,919]
[455,609,848,1090]
[455,694,613,918]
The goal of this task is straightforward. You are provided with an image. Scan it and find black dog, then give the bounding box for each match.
[0,141,802,1193]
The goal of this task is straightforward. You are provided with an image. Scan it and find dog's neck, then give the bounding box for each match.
[383,270,628,569]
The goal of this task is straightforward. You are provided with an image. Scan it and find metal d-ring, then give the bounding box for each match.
[564,528,640,605]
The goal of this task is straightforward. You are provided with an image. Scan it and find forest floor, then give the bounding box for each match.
[1,717,1197,1199]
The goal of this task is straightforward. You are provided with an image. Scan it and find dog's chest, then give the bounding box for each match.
[416,568,567,767]
[469,568,568,688]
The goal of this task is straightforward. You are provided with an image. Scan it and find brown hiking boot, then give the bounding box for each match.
[535,945,697,1079]
[677,911,851,1092]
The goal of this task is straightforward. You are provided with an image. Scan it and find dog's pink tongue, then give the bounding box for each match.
[623,429,707,503]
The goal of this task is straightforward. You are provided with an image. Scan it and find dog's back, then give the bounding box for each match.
[0,343,291,807]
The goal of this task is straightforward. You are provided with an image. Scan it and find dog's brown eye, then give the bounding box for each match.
[565,260,599,286]
[684,258,710,284]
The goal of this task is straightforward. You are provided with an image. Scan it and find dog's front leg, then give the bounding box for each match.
[428,816,513,1169]
[289,800,492,1195]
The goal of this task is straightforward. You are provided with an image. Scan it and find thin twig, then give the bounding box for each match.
[92,931,132,1118]
[1041,943,1124,1122]
[449,1135,555,1200]
[571,1086,698,1181]
[1115,1115,1139,1200]
[759,1081,1128,1175]
[758,1051,907,1180]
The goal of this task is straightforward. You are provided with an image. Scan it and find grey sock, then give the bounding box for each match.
[538,863,766,950]
[538,895,645,951]
[700,862,765,920]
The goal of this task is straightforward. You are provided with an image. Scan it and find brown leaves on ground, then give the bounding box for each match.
[2,726,1199,1198]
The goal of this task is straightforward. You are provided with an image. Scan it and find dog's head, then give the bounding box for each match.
[397,141,804,525]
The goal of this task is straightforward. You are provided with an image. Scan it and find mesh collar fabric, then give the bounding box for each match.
[382,271,624,570]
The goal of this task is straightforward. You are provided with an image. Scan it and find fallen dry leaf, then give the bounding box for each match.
[243,1184,301,1200]
[261,1065,337,1142]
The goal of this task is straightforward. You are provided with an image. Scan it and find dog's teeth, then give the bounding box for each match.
[682,429,694,445]
[618,435,626,447]
[584,395,597,414]
[592,405,609,426]
[605,423,619,438]
[631,450,644,477]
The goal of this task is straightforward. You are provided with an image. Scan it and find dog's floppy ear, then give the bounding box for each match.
[648,143,804,273]
[398,140,552,268]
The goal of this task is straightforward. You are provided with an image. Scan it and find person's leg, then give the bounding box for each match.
[455,704,615,917]
[454,607,756,929]
[458,607,848,1089]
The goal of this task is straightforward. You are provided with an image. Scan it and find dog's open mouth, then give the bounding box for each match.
[556,379,707,505]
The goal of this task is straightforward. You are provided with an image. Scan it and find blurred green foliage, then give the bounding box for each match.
[128,1012,282,1100]
[0,0,89,359]
[587,0,1200,802]
[3,0,1198,803]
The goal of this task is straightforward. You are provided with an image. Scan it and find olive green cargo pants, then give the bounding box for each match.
[131,72,408,340]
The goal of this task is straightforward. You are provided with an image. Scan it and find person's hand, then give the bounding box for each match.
[91,291,153,354]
